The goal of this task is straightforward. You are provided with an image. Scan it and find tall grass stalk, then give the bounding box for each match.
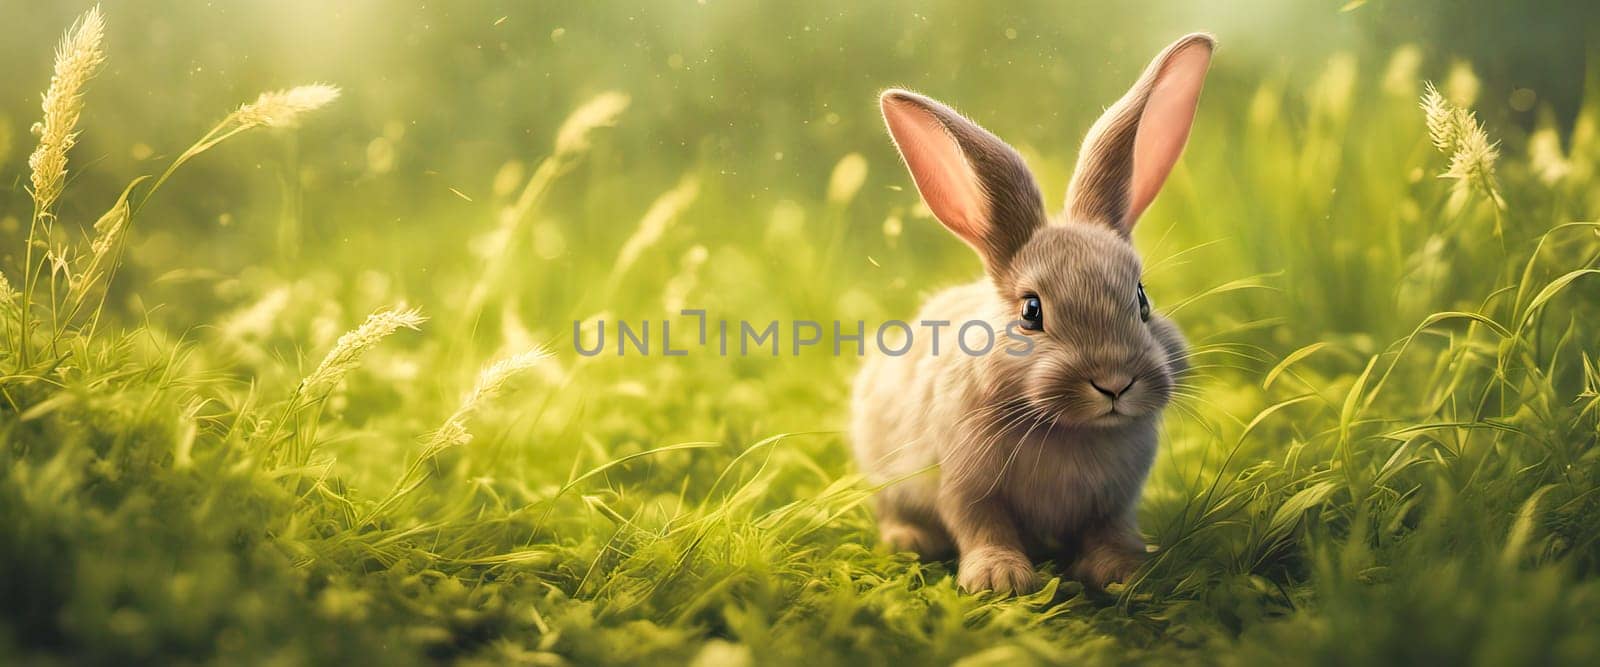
[11,8,342,369]
[367,348,549,519]
[262,306,427,467]
[459,91,630,335]
[18,6,105,368]
[85,83,342,335]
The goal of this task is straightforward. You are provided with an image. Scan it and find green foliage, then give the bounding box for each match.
[4,2,1600,665]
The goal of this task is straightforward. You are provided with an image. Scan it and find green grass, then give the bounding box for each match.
[5,3,1600,665]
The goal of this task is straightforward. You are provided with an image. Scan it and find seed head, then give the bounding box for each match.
[1420,82,1503,208]
[554,91,630,156]
[458,347,549,416]
[1420,83,1460,152]
[420,348,549,455]
[0,270,16,306]
[614,177,700,278]
[28,6,107,216]
[300,306,426,396]
[1442,121,1500,189]
[235,84,342,129]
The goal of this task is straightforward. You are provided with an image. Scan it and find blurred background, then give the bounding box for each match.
[1,0,1595,334]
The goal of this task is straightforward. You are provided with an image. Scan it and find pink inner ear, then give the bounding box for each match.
[881,94,989,246]
[1127,41,1212,226]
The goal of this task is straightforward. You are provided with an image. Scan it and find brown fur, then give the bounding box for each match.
[853,34,1213,594]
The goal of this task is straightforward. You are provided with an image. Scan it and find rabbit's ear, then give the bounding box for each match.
[1066,34,1214,234]
[881,89,1044,269]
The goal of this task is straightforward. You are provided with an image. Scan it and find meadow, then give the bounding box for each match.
[3,1,1600,665]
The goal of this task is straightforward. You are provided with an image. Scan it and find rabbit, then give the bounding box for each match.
[851,33,1213,594]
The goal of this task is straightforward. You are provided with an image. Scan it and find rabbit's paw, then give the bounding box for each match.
[1074,544,1145,589]
[958,546,1038,595]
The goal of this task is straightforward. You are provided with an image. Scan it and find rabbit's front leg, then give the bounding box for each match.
[939,486,1038,595]
[1072,516,1146,589]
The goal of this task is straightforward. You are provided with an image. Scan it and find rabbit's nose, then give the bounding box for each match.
[1089,374,1135,400]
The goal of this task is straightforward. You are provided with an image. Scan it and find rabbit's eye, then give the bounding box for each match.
[1136,283,1151,322]
[1020,294,1044,331]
